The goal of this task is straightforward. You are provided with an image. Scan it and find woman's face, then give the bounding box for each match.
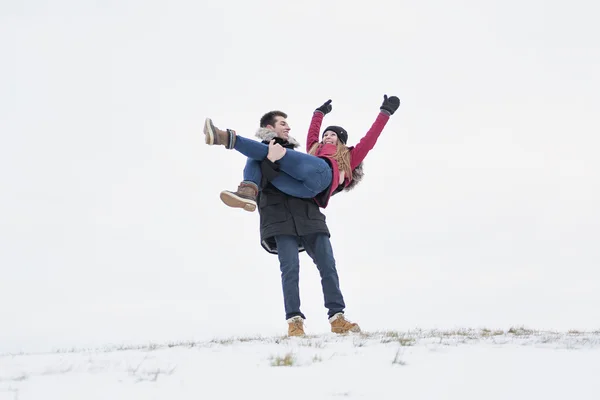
[323,130,338,146]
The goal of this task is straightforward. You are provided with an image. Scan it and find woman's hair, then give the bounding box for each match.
[308,141,353,185]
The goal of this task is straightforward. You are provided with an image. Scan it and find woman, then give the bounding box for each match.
[306,95,400,207]
[204,94,400,209]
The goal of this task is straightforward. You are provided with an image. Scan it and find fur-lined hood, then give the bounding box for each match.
[345,158,364,192]
[255,128,301,149]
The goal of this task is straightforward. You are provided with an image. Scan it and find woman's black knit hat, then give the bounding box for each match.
[322,126,348,144]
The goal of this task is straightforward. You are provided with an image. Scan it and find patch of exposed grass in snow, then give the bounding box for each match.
[2,327,599,359]
[392,348,407,366]
[270,352,296,367]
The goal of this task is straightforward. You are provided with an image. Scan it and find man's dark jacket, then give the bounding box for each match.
[256,137,330,254]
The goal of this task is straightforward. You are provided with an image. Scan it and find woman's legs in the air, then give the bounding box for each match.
[205,118,333,211]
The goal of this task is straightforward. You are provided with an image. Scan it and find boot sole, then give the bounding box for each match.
[331,326,361,334]
[220,191,257,212]
[204,118,215,145]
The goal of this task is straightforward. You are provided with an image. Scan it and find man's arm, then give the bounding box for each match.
[259,158,280,189]
[259,139,286,189]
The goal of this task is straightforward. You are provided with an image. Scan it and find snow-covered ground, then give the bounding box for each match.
[1,327,598,400]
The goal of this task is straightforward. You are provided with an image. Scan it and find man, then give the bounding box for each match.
[204,111,360,336]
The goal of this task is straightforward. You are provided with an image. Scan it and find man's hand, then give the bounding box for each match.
[267,139,286,162]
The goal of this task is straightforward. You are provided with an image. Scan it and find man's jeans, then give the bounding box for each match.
[234,136,332,198]
[274,234,346,320]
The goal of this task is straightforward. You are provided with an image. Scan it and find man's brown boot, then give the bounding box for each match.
[220,182,258,212]
[329,313,361,334]
[287,316,305,337]
[204,118,236,149]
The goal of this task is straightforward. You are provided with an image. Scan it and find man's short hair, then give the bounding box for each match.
[260,111,288,128]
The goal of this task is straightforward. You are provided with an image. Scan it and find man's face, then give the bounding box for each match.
[267,116,290,140]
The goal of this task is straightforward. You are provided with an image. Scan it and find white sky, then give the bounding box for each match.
[1,0,599,353]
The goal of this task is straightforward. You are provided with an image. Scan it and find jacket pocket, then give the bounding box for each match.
[259,196,289,225]
[259,194,282,208]
[306,205,326,221]
[262,205,289,225]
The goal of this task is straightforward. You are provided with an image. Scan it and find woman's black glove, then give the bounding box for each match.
[315,99,333,115]
[380,95,400,115]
